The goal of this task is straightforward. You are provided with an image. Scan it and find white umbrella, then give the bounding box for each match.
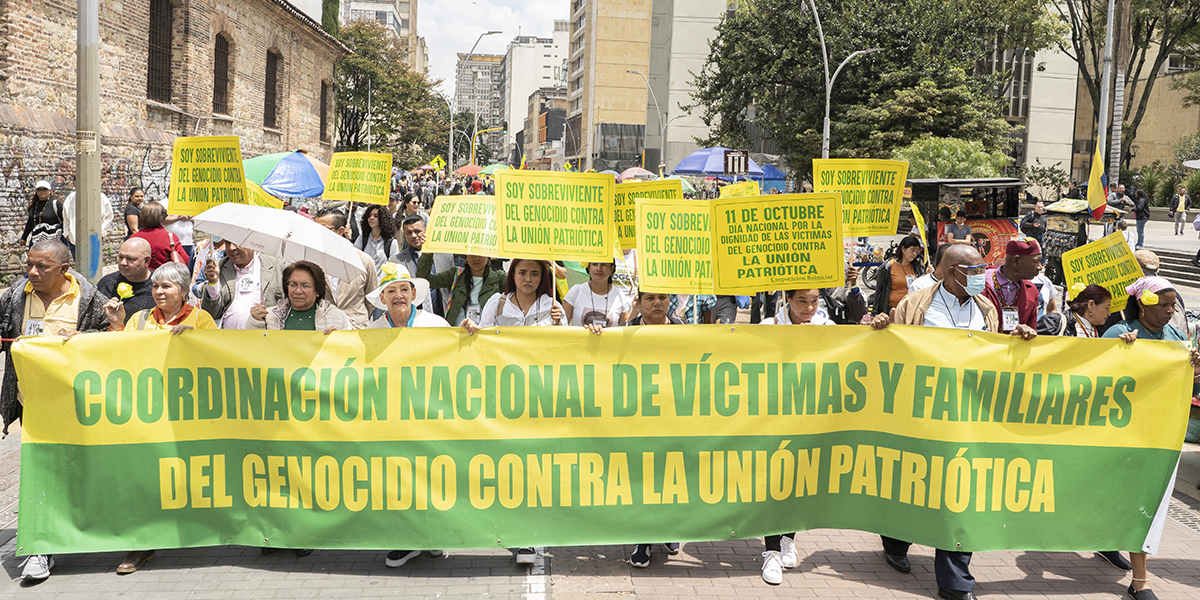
[1184,159,1200,169]
[192,203,367,281]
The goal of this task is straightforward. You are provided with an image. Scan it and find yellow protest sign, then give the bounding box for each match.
[1062,232,1144,312]
[423,195,499,257]
[719,180,760,198]
[910,202,928,248]
[245,180,283,210]
[325,151,392,205]
[813,159,909,237]
[614,179,684,250]
[712,193,844,294]
[636,198,714,293]
[167,136,246,216]
[495,170,615,262]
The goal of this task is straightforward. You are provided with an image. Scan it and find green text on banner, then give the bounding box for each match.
[423,196,499,257]
[636,197,714,293]
[325,151,393,205]
[712,193,845,294]
[813,159,909,237]
[168,136,246,216]
[614,179,683,250]
[495,170,615,261]
[11,327,1188,555]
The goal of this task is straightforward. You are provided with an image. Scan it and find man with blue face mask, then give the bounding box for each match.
[867,244,1036,600]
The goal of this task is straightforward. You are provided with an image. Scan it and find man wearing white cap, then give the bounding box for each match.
[367,262,450,329]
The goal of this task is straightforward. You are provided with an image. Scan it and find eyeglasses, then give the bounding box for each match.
[957,263,988,276]
[287,282,315,290]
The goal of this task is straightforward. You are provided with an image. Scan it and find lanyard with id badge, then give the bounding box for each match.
[992,271,1019,331]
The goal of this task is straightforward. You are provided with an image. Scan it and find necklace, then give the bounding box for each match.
[937,287,975,329]
[1075,313,1098,338]
[991,270,1018,309]
[589,283,611,324]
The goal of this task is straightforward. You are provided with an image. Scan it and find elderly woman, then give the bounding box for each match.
[1102,276,1200,600]
[247,260,350,333]
[104,262,216,333]
[367,262,449,568]
[100,261,215,574]
[368,262,450,329]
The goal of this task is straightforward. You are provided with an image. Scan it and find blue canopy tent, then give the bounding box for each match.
[671,147,764,177]
[717,163,787,192]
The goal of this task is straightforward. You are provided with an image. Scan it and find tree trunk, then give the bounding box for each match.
[1108,0,1133,184]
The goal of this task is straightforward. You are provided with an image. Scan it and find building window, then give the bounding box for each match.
[398,2,410,12]
[213,35,231,115]
[320,81,330,142]
[147,0,173,102]
[1168,53,1199,73]
[265,51,280,128]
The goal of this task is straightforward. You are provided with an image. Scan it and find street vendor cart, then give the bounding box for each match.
[907,178,1027,267]
[1040,198,1123,286]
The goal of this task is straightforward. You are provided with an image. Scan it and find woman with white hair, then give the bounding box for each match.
[96,261,216,576]
[103,262,216,333]
[367,262,450,329]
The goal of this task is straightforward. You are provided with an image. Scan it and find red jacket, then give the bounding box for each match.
[982,268,1038,333]
[130,227,183,269]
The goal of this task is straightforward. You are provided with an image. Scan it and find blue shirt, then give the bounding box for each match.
[1101,319,1186,342]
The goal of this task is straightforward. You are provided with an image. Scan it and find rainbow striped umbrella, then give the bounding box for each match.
[243,151,330,198]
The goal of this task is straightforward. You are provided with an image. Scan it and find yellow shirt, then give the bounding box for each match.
[121,304,218,331]
[21,273,81,337]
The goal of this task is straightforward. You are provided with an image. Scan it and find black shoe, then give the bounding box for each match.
[663,543,681,555]
[260,547,280,555]
[630,545,651,568]
[1128,585,1159,600]
[884,553,910,573]
[295,549,314,558]
[1098,551,1132,571]
[937,588,977,600]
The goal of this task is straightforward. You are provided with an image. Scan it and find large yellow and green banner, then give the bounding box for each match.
[12,326,1187,555]
[813,159,909,237]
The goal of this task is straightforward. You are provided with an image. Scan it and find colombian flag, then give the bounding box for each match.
[1087,141,1108,220]
[520,153,527,170]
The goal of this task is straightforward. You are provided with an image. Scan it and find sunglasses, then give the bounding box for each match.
[957,263,988,276]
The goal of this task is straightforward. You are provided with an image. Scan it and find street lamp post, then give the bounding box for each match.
[434,90,453,175]
[627,69,664,170]
[452,30,502,173]
[805,0,880,159]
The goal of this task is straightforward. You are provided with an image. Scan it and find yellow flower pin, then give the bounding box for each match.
[116,282,134,299]
[1069,282,1086,299]
[1142,291,1159,306]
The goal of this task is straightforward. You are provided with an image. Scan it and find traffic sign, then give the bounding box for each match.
[723,149,750,175]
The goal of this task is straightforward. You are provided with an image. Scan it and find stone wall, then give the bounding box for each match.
[0,0,346,280]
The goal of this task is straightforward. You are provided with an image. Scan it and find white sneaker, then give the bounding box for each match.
[20,554,53,580]
[515,547,537,564]
[384,550,421,567]
[779,536,797,569]
[761,551,783,585]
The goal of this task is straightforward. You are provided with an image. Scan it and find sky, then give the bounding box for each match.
[420,0,568,95]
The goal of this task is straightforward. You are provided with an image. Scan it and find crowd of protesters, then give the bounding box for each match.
[1,174,1198,600]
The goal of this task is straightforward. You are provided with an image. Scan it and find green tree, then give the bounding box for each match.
[892,137,1010,179]
[1019,158,1071,201]
[688,0,1056,176]
[322,0,339,36]
[335,21,445,168]
[1054,0,1200,168]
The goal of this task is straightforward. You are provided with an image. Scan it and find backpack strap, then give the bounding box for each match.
[495,293,508,321]
[137,309,151,331]
[1057,312,1068,337]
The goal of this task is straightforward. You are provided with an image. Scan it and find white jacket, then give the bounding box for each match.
[247,299,353,331]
